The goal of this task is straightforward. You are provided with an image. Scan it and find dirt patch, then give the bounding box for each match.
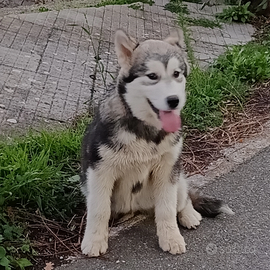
[251,15,270,42]
[182,80,270,176]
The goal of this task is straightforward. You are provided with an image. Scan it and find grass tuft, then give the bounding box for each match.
[185,17,222,28]
[213,42,270,83]
[164,0,189,15]
[183,67,249,130]
[0,117,89,221]
[95,0,154,7]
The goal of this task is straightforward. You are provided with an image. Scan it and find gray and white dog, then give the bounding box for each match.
[80,30,233,257]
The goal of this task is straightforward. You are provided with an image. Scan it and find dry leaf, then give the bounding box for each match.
[44,262,54,270]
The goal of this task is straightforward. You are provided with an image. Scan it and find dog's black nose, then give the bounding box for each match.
[166,95,179,109]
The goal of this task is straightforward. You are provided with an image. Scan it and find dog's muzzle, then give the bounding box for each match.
[147,99,159,116]
[147,99,181,133]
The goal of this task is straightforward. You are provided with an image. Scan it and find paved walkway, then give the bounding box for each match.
[0,1,255,135]
[57,146,270,270]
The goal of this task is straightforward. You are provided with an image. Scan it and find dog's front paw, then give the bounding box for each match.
[178,208,202,229]
[158,229,186,254]
[81,233,108,257]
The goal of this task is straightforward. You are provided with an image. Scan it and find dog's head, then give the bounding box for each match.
[115,30,189,133]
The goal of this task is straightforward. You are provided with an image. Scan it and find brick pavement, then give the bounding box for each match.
[0,1,255,134]
[186,2,255,67]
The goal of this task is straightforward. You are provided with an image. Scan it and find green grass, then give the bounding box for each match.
[0,117,89,221]
[38,6,49,12]
[177,15,196,66]
[164,0,189,15]
[0,116,90,270]
[183,67,249,130]
[185,17,222,28]
[94,0,154,8]
[0,211,34,270]
[213,42,270,83]
[182,31,270,130]
[216,2,255,23]
[165,0,221,29]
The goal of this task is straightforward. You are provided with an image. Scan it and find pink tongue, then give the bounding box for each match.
[159,110,181,133]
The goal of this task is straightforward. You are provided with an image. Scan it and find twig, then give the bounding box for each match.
[39,212,77,255]
[77,212,86,245]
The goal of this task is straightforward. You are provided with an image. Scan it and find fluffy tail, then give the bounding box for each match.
[189,191,234,218]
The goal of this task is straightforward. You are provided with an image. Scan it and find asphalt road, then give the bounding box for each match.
[57,146,270,270]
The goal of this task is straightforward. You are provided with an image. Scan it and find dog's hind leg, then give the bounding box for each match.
[177,174,202,229]
[81,168,115,257]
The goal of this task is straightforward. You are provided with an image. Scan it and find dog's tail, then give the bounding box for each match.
[189,190,234,218]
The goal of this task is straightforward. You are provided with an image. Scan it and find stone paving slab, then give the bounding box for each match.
[0,1,255,134]
[185,2,255,67]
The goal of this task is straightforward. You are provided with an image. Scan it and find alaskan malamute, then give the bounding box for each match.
[80,29,233,257]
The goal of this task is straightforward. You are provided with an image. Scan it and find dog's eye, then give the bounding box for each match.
[147,73,158,80]
[173,71,180,78]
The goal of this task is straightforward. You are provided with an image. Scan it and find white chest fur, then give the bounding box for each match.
[96,129,183,214]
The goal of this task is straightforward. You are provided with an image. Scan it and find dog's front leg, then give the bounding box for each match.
[81,169,115,257]
[153,159,186,254]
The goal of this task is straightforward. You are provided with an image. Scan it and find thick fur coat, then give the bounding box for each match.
[80,30,232,257]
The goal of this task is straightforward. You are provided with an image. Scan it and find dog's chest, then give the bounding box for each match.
[99,129,178,169]
[99,129,182,214]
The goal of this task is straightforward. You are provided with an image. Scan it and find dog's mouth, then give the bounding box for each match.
[147,99,181,133]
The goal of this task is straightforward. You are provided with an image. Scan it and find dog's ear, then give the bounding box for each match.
[115,30,137,68]
[164,30,190,76]
[164,29,186,50]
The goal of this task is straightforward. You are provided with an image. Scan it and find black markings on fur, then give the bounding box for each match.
[149,170,154,182]
[182,63,188,77]
[80,112,116,185]
[118,81,127,95]
[134,43,140,50]
[170,155,181,184]
[175,42,182,49]
[118,70,139,95]
[118,79,168,144]
[132,182,143,194]
[123,73,138,84]
[189,191,224,218]
[173,130,182,145]
[121,116,167,144]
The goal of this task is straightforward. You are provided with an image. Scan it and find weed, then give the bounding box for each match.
[0,210,34,270]
[216,2,255,23]
[183,0,201,3]
[183,67,249,130]
[164,0,189,15]
[177,15,196,66]
[253,0,269,13]
[213,42,270,83]
[0,116,89,221]
[128,3,143,10]
[38,7,49,12]
[95,0,154,8]
[185,17,222,28]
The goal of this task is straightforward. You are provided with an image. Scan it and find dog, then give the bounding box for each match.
[80,29,233,257]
